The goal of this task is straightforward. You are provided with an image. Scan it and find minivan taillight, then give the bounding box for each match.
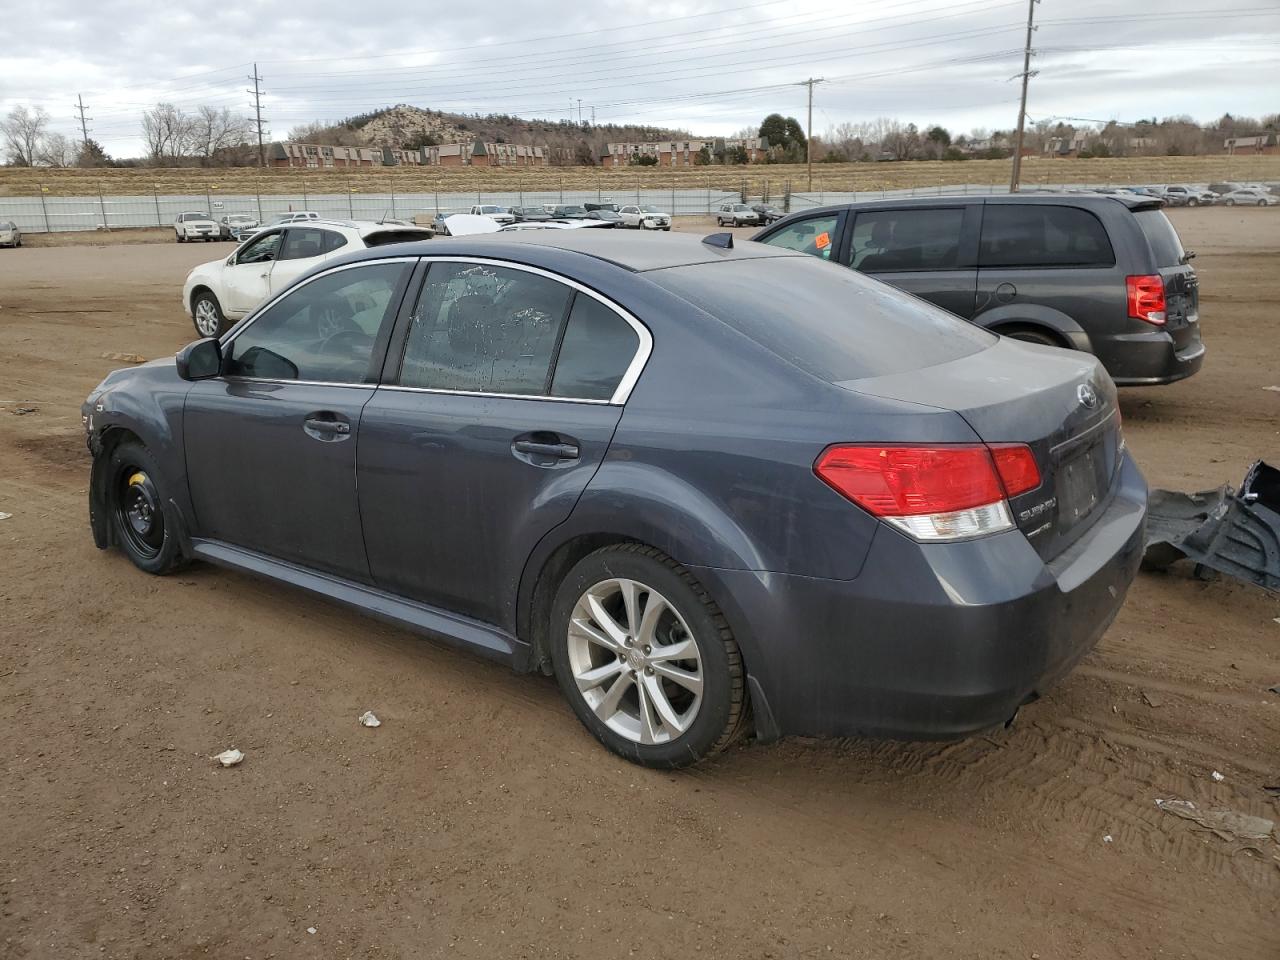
[1126,274,1167,326]
[814,444,1041,542]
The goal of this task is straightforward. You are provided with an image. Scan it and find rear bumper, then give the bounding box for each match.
[694,453,1147,741]
[1098,327,1205,386]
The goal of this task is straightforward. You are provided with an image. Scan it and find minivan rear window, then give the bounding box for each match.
[650,256,995,382]
[1133,209,1186,268]
[979,205,1115,268]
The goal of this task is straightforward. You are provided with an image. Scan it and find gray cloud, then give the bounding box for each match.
[4,0,1277,156]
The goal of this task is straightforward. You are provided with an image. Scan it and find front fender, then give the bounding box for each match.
[973,302,1093,352]
[85,365,193,544]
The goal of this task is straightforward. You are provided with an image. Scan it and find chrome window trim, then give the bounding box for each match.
[378,384,612,406]
[396,255,653,406]
[216,255,653,405]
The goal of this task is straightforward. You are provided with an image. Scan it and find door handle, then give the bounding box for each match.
[303,416,351,441]
[513,439,579,459]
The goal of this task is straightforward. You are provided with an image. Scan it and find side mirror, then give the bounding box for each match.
[176,338,222,381]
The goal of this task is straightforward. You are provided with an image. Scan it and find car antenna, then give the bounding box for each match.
[702,232,733,249]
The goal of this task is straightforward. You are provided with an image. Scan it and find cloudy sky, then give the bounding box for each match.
[4,0,1278,156]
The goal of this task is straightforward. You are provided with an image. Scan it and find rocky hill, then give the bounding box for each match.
[289,104,690,164]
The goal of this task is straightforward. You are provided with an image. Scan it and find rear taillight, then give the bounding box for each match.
[1126,274,1167,325]
[814,443,1042,542]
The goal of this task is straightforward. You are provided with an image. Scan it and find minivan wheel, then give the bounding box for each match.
[107,441,185,576]
[1002,326,1064,348]
[550,544,748,768]
[192,291,228,338]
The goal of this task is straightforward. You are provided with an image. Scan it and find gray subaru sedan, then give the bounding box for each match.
[82,231,1146,768]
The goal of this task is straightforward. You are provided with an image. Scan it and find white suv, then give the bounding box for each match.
[716,203,761,226]
[182,220,431,337]
[618,205,671,230]
[174,211,219,242]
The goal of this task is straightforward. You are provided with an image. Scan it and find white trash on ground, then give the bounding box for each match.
[212,748,244,767]
[1211,770,1225,782]
[358,710,381,728]
[1155,798,1275,843]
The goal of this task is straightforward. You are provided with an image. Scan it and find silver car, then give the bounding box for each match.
[0,220,21,248]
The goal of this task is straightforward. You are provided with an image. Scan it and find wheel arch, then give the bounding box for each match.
[189,284,218,312]
[89,425,145,549]
[517,530,777,744]
[975,303,1091,352]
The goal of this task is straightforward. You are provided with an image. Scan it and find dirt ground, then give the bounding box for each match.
[1,208,1277,960]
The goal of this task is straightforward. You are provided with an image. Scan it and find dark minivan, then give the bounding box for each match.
[753,194,1204,385]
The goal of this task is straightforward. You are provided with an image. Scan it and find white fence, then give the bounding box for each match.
[0,182,1145,234]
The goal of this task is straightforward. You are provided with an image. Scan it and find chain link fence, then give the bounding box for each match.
[0,181,1160,234]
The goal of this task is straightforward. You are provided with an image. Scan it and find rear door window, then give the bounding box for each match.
[849,208,964,271]
[979,205,1115,268]
[399,262,573,395]
[758,214,839,260]
[279,227,328,261]
[1133,209,1186,267]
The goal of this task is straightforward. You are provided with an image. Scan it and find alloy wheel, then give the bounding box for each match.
[566,578,704,745]
[194,299,220,337]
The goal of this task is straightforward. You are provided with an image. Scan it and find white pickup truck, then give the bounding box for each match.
[469,204,515,225]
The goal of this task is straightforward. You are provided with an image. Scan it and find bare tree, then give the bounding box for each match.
[2,105,51,166]
[192,106,249,160]
[825,122,864,160]
[141,103,196,162]
[37,132,76,167]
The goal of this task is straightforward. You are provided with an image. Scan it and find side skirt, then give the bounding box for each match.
[190,539,519,664]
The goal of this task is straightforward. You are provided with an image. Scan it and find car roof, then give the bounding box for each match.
[335,230,804,273]
[770,192,1163,223]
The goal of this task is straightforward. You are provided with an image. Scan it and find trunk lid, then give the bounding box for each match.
[839,339,1123,559]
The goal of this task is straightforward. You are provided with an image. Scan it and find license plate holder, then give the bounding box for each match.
[1059,443,1105,527]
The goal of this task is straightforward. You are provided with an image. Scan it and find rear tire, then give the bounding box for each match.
[1225,199,1236,206]
[550,544,748,768]
[1001,325,1066,348]
[107,441,186,576]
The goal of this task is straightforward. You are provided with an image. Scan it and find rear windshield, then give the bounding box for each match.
[650,256,995,382]
[1134,209,1185,267]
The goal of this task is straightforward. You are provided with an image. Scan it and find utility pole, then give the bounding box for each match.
[591,106,596,126]
[247,63,267,168]
[577,99,583,124]
[75,94,92,146]
[1009,0,1040,192]
[800,77,825,191]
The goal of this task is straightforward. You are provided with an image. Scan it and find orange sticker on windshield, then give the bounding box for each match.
[815,231,831,249]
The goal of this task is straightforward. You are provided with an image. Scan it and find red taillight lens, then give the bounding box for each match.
[1126,274,1167,325]
[988,443,1042,497]
[815,445,1015,517]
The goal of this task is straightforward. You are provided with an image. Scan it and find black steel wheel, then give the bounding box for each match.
[106,441,185,575]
